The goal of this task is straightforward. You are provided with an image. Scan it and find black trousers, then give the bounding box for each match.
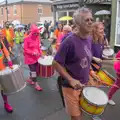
[57,76,65,107]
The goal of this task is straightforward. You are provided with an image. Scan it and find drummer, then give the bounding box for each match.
[0,36,13,113]
[89,22,109,84]
[53,7,94,120]
[24,24,43,91]
[91,22,109,70]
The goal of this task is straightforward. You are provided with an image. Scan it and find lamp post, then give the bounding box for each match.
[79,0,85,7]
[5,0,8,21]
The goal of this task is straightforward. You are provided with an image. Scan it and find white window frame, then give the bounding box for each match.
[7,7,10,15]
[13,5,17,15]
[115,0,120,46]
[38,6,43,15]
[1,7,3,16]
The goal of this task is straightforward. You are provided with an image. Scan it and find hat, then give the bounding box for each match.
[30,24,41,34]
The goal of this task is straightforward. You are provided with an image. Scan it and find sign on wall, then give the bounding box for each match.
[55,0,111,10]
[56,3,79,10]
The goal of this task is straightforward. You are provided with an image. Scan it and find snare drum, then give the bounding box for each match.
[0,65,26,95]
[38,56,54,78]
[97,70,115,86]
[80,87,108,115]
[103,48,114,57]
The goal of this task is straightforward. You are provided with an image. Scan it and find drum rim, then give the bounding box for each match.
[80,106,104,116]
[0,65,20,76]
[38,56,53,66]
[103,48,114,56]
[82,87,108,106]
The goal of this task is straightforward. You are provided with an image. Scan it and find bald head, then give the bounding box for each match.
[63,25,72,32]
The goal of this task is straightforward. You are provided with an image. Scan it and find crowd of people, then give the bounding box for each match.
[0,6,119,120]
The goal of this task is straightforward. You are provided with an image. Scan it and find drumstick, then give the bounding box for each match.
[91,75,119,88]
[10,51,14,56]
[102,58,120,62]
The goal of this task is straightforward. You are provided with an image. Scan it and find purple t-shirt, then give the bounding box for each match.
[54,33,92,87]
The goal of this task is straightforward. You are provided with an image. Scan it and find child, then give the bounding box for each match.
[108,50,120,105]
[0,38,13,113]
[24,24,43,91]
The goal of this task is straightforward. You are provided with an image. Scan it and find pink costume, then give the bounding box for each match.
[108,50,120,100]
[24,24,43,91]
[24,24,42,65]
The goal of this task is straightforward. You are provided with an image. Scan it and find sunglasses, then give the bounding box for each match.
[85,18,94,22]
[33,33,39,35]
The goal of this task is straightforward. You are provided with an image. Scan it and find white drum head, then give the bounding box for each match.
[41,46,47,50]
[0,64,19,75]
[83,87,108,105]
[103,48,114,57]
[38,56,53,66]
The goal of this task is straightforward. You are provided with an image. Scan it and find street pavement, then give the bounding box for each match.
[0,40,120,120]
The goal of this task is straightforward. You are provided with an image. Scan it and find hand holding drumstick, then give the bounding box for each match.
[69,78,85,90]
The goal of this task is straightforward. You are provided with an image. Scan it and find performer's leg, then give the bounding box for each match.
[57,76,65,107]
[108,74,120,105]
[1,90,13,113]
[108,73,120,100]
[28,63,42,91]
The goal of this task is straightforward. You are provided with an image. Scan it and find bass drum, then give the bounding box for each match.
[0,64,26,95]
[38,56,54,78]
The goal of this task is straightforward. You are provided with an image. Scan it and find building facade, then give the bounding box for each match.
[0,0,53,25]
[111,0,120,52]
[52,0,111,24]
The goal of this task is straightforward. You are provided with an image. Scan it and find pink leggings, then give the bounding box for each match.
[108,73,120,100]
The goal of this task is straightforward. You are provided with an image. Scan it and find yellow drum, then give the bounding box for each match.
[80,87,108,115]
[97,70,115,86]
[41,46,48,55]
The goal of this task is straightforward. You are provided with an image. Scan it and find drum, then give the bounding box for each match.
[41,46,48,55]
[80,87,108,115]
[97,69,115,86]
[0,64,26,95]
[38,56,54,78]
[103,48,114,57]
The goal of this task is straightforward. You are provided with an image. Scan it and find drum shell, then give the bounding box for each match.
[39,64,54,78]
[0,66,26,95]
[97,70,115,86]
[80,87,108,115]
[80,94,106,115]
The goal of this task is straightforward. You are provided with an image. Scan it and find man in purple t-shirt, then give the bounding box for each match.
[53,7,93,120]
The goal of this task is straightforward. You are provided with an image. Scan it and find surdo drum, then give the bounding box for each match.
[0,65,26,95]
[38,56,54,78]
[97,70,115,86]
[80,87,108,115]
[103,48,114,57]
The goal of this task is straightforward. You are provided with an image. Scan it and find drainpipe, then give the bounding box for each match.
[5,0,8,21]
[79,0,84,7]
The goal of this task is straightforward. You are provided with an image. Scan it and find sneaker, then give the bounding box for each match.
[92,116,102,120]
[35,84,43,91]
[4,103,13,113]
[108,100,116,105]
[27,79,35,85]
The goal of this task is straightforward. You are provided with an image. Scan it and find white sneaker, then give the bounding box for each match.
[92,116,102,120]
[108,100,116,105]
